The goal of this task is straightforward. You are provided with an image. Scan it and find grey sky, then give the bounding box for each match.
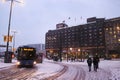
[0,0,120,47]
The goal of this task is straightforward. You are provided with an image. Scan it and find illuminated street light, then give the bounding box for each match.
[77,48,80,61]
[3,0,24,63]
[69,47,72,60]
[70,48,72,51]
[78,48,80,52]
[118,39,120,42]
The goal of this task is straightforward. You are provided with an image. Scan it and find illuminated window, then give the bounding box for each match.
[99,32,102,34]
[110,28,112,30]
[114,31,116,34]
[118,39,120,42]
[117,26,120,30]
[89,33,92,36]
[114,35,116,38]
[109,31,112,34]
[106,28,108,31]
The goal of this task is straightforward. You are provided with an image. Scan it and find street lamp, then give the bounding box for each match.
[6,0,13,55]
[70,47,72,60]
[59,33,62,62]
[11,30,17,53]
[70,48,72,51]
[78,48,80,61]
[3,0,23,63]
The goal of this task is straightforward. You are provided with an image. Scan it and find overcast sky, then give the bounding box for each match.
[0,0,120,48]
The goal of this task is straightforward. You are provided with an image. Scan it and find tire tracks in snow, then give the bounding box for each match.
[0,65,37,80]
[42,62,68,80]
[55,64,86,80]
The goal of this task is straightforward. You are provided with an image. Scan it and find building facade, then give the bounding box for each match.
[45,17,120,59]
[105,17,120,58]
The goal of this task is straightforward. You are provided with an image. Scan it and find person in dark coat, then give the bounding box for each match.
[95,55,100,69]
[93,55,100,72]
[87,57,92,72]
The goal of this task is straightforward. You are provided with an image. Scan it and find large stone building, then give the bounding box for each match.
[45,17,120,59]
[105,17,120,58]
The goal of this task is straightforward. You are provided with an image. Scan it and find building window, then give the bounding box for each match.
[114,31,116,34]
[99,32,102,34]
[114,35,117,38]
[109,31,112,34]
[117,26,120,30]
[89,33,92,36]
[118,39,120,42]
[106,28,108,31]
[110,28,112,30]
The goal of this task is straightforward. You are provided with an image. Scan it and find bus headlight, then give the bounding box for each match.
[16,61,20,65]
[33,61,37,65]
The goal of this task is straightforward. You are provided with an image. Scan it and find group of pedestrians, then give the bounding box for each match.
[87,55,100,72]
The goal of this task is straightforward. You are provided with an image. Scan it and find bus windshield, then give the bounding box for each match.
[17,47,36,60]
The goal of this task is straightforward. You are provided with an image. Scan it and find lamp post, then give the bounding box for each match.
[4,0,14,63]
[96,19,99,56]
[6,0,13,54]
[78,48,80,61]
[4,0,23,63]
[70,47,72,60]
[11,30,17,53]
[59,32,62,62]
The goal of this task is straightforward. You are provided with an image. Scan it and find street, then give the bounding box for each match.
[0,58,120,80]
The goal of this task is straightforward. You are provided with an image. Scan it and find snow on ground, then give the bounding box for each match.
[0,58,120,80]
[0,57,17,69]
[99,60,120,80]
[61,59,120,80]
[27,59,63,80]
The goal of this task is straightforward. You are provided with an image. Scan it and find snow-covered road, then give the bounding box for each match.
[27,59,120,80]
[0,58,120,80]
[56,64,86,80]
[59,60,120,80]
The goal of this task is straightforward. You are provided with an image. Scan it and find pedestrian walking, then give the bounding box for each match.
[93,55,100,72]
[95,55,100,69]
[87,57,92,72]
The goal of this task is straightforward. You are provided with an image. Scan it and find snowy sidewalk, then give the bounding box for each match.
[61,59,120,80]
[0,58,17,69]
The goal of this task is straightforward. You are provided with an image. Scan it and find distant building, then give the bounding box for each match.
[45,17,120,58]
[0,45,12,57]
[0,45,12,52]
